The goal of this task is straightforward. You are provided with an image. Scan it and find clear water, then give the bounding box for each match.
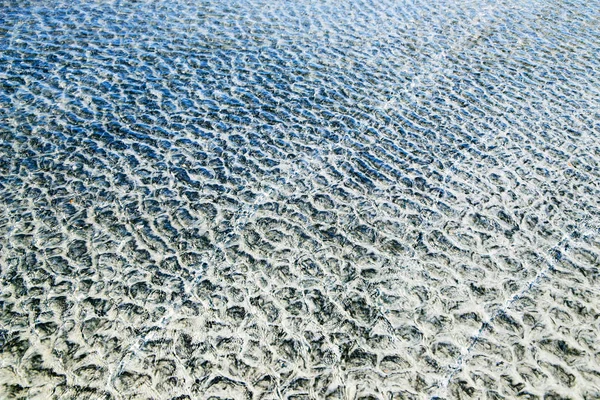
[1,0,599,399]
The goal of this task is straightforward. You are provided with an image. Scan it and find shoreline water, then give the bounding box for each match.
[1,0,599,398]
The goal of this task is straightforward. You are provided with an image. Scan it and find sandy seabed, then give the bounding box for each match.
[1,0,599,399]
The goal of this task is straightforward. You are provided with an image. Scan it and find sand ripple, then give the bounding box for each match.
[1,0,599,398]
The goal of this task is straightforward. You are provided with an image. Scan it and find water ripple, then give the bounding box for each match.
[1,0,599,398]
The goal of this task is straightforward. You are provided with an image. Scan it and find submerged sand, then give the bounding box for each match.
[0,0,599,398]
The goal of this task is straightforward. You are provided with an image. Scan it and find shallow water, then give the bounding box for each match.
[1,0,599,399]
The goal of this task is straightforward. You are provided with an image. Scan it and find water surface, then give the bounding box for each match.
[1,0,599,398]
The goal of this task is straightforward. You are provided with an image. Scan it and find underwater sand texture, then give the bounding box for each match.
[1,0,599,398]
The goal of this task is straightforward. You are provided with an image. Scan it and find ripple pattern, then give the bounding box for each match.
[1,0,599,399]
